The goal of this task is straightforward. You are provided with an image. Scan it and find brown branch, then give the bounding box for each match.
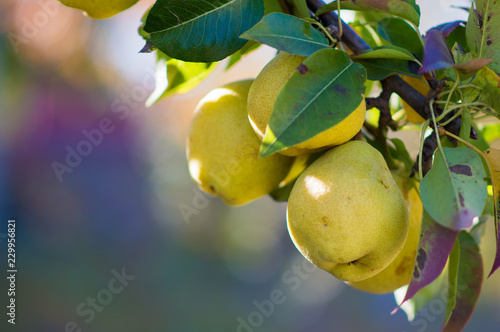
[305,0,477,176]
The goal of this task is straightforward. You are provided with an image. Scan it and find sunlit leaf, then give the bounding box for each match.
[420,147,487,230]
[146,52,218,106]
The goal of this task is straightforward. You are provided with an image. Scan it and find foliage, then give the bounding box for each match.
[58,0,500,330]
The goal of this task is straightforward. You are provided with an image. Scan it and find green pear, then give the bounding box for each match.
[187,80,294,206]
[247,52,366,156]
[58,0,139,19]
[286,141,409,282]
[348,175,423,293]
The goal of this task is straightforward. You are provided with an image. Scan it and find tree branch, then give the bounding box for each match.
[305,0,476,176]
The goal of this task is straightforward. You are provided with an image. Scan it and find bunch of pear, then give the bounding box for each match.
[187,52,422,293]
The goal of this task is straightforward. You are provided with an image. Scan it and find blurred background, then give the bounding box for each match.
[1,0,499,331]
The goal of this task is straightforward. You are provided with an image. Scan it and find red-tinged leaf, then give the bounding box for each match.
[454,58,492,74]
[484,148,500,276]
[418,29,455,74]
[433,21,465,37]
[442,231,483,332]
[491,230,500,277]
[395,210,459,309]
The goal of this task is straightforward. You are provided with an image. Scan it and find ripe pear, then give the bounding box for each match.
[58,0,139,19]
[247,52,366,156]
[401,76,429,123]
[187,80,294,206]
[286,141,409,282]
[348,173,423,293]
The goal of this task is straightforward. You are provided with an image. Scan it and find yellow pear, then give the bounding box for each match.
[286,141,409,282]
[401,76,429,123]
[58,0,139,19]
[187,80,294,206]
[247,52,366,156]
[348,173,423,293]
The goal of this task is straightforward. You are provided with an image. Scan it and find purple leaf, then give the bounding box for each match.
[395,210,459,310]
[490,231,500,277]
[442,231,483,332]
[418,29,455,74]
[484,149,500,277]
[433,21,466,37]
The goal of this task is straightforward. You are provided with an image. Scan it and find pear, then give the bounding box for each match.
[286,141,409,282]
[348,174,423,293]
[58,0,139,19]
[247,52,366,156]
[401,76,429,123]
[187,80,294,206]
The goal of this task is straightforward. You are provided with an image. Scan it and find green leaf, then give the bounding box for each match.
[466,0,500,73]
[318,0,420,27]
[264,0,283,14]
[138,6,152,41]
[470,66,500,112]
[143,0,264,62]
[377,17,424,59]
[240,13,329,56]
[481,122,500,143]
[448,43,492,80]
[225,40,261,70]
[444,238,460,325]
[442,231,483,332]
[420,147,488,230]
[289,0,310,18]
[390,138,415,173]
[146,52,218,106]
[260,49,366,156]
[351,45,417,61]
[354,57,420,80]
[446,25,468,52]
